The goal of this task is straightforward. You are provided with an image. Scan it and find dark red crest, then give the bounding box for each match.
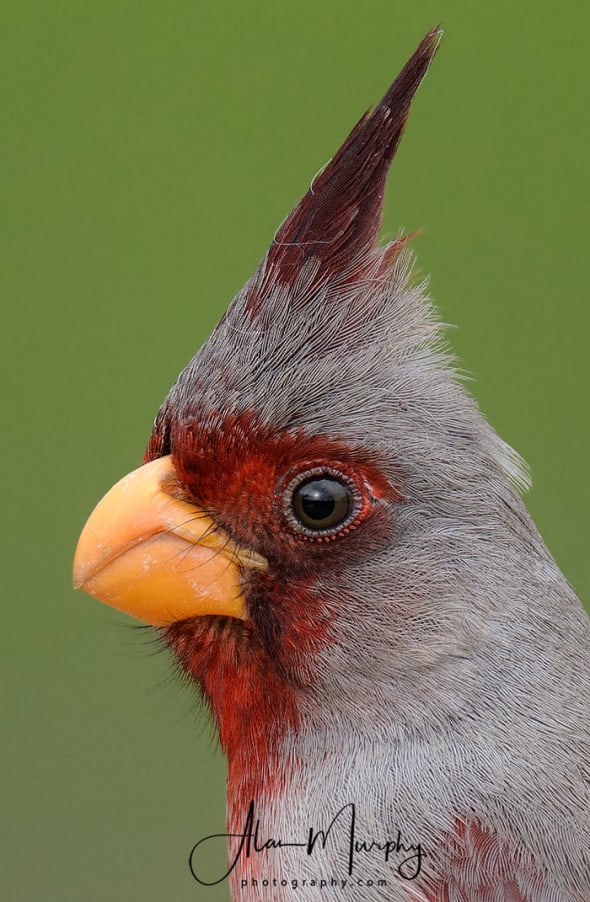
[246,28,441,313]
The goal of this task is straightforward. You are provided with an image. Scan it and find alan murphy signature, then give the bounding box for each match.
[189,800,424,886]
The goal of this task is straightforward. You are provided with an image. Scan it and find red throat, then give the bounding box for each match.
[165,617,301,803]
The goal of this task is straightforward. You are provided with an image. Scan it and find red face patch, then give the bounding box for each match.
[163,410,401,569]
[150,410,402,802]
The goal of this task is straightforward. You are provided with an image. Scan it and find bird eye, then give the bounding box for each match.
[286,470,358,536]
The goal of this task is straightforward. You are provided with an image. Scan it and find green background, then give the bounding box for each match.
[3,2,588,900]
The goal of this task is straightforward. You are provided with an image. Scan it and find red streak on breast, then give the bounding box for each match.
[417,816,547,902]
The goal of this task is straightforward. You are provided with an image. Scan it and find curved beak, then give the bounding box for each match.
[73,455,265,626]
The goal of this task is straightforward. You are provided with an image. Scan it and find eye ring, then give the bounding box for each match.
[282,466,362,538]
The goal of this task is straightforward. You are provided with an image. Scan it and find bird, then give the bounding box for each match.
[74,28,590,902]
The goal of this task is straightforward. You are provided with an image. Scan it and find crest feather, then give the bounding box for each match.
[246,28,441,315]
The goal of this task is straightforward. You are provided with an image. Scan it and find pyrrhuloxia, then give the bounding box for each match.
[74,29,590,901]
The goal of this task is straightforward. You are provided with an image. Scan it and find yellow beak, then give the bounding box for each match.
[73,455,265,625]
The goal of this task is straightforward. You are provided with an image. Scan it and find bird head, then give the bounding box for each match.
[74,29,532,808]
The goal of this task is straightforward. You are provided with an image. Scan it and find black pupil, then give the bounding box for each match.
[301,482,336,520]
[293,477,351,531]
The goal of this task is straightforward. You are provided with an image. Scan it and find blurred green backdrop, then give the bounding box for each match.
[2,1,588,900]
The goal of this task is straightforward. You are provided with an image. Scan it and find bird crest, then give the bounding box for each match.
[245,28,441,316]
